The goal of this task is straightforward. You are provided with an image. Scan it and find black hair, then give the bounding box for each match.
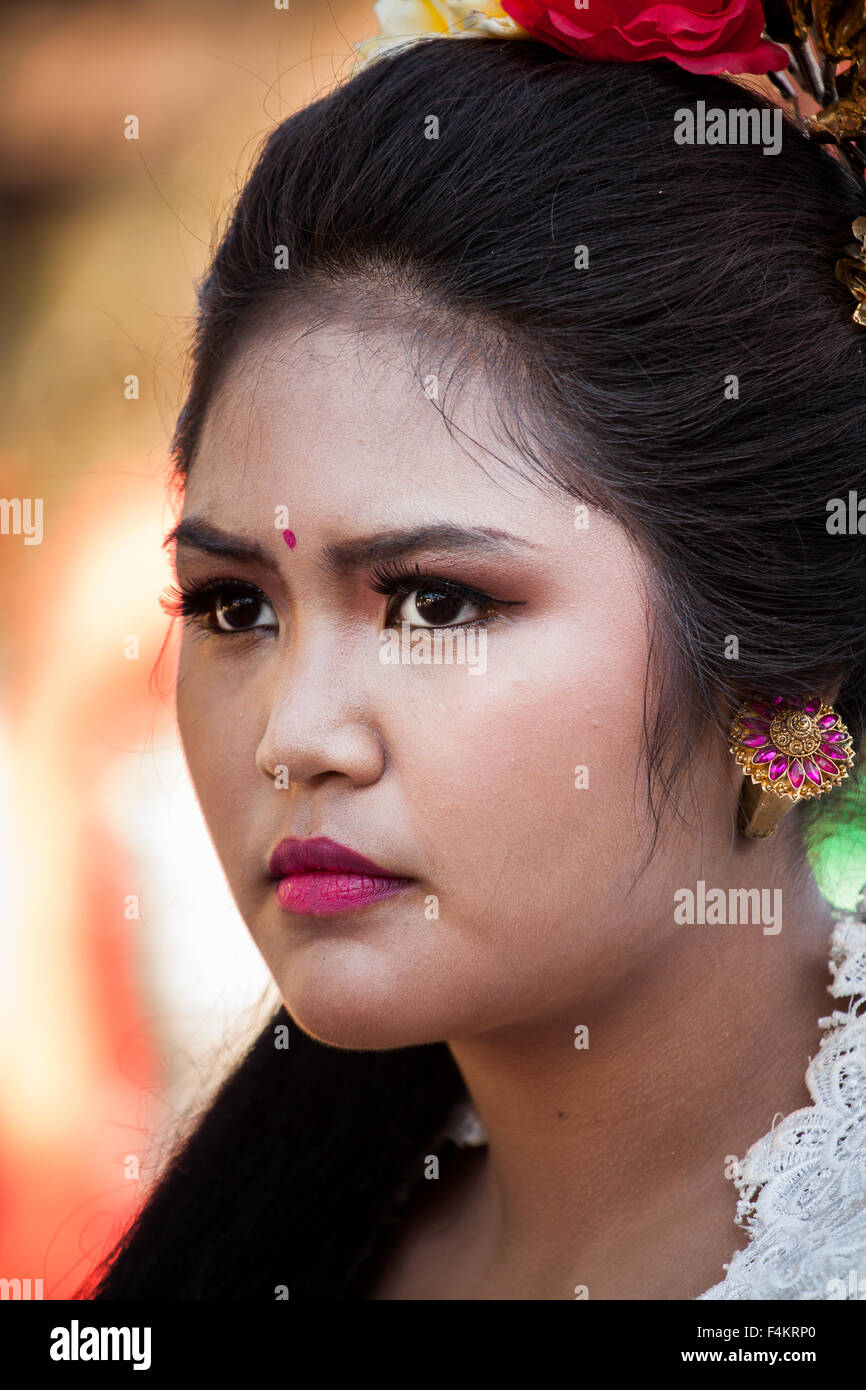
[83,1007,465,1298]
[86,37,866,1298]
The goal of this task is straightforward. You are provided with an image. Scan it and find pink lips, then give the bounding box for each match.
[268,836,414,917]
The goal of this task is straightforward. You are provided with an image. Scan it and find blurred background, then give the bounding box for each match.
[0,0,373,1299]
[1,0,865,1301]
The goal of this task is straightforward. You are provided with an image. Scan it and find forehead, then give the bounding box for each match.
[183,317,560,528]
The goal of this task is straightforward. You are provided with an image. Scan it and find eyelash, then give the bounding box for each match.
[159,563,521,637]
[159,578,273,637]
[368,559,521,629]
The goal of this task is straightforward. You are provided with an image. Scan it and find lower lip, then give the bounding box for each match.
[274,871,415,916]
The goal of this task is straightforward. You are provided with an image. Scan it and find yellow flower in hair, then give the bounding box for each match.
[351,1,528,75]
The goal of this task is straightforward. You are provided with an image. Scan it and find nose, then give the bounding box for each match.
[254,628,385,791]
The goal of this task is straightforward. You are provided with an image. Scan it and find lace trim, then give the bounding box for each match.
[700,886,866,1300]
[443,888,866,1299]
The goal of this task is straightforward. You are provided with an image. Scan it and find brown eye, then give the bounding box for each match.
[212,587,275,632]
[161,579,278,634]
[392,583,489,628]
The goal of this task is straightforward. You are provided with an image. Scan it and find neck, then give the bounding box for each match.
[446,825,834,1299]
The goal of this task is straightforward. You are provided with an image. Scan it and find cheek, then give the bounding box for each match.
[393,618,651,934]
[176,652,259,844]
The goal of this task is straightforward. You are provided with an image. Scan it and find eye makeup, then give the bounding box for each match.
[159,578,276,635]
[368,558,524,630]
[160,559,525,637]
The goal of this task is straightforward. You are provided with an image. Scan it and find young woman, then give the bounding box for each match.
[85,7,866,1300]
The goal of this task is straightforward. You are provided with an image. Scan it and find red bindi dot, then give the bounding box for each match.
[282,529,296,549]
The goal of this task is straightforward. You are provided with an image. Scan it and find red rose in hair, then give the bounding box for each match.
[500,0,790,75]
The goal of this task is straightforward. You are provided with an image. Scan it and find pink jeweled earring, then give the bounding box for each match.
[729,694,856,839]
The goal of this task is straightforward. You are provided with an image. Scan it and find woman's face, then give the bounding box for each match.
[174,319,733,1049]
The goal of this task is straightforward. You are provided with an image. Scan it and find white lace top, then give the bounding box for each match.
[444,887,866,1300]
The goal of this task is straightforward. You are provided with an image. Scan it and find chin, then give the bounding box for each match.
[283,993,447,1053]
[271,951,455,1053]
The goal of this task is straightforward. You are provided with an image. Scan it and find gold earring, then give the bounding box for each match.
[729,694,855,839]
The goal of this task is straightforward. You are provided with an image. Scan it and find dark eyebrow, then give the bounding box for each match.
[164,518,538,575]
[163,518,274,567]
[319,524,538,578]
